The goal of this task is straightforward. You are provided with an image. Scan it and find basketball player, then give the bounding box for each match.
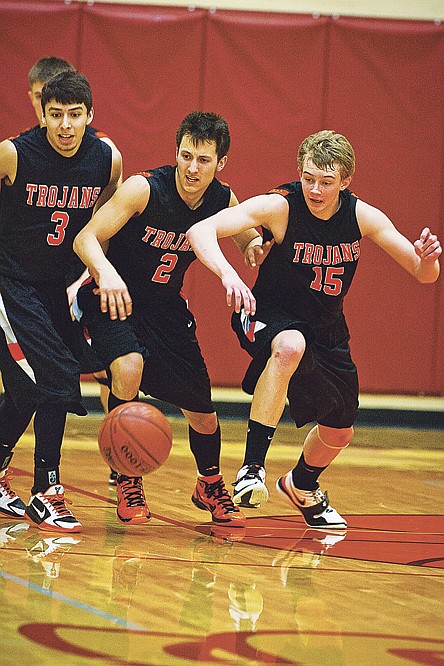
[0,71,122,532]
[186,129,441,529]
[73,111,261,528]
[25,58,119,465]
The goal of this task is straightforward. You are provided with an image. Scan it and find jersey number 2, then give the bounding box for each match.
[310,266,344,295]
[47,211,69,246]
[152,253,178,283]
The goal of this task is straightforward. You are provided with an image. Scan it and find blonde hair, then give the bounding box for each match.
[297,130,355,180]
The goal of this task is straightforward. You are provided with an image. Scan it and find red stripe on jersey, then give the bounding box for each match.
[246,322,256,343]
[8,341,25,362]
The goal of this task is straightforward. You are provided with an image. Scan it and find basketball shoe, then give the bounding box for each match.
[276,472,347,530]
[232,464,269,508]
[116,475,151,525]
[192,474,246,527]
[0,468,26,518]
[25,484,83,533]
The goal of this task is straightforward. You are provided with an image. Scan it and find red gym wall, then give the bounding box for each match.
[1,2,443,395]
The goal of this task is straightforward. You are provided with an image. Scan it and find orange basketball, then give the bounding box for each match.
[98,402,172,476]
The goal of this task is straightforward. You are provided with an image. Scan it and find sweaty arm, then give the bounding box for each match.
[357,199,441,283]
[186,193,288,314]
[67,145,124,309]
[73,174,150,320]
[92,144,123,213]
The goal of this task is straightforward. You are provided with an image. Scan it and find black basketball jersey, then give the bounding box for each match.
[254,181,361,328]
[0,126,112,282]
[106,165,231,306]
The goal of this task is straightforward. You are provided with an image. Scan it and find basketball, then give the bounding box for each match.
[98,402,173,476]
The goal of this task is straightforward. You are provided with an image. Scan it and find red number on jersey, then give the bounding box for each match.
[152,253,178,283]
[47,211,69,246]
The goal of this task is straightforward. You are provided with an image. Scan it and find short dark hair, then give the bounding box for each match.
[28,56,75,87]
[41,71,93,114]
[176,111,230,161]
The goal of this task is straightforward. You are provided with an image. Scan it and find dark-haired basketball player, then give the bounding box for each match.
[187,129,441,530]
[23,58,121,464]
[74,111,261,528]
[0,71,122,532]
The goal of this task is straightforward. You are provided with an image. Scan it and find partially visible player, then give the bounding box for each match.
[0,71,122,532]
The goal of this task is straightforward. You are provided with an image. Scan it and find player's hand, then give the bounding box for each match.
[221,271,256,315]
[414,227,442,262]
[93,269,133,320]
[244,239,274,269]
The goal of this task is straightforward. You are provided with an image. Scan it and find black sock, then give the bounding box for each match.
[108,392,138,412]
[189,423,221,477]
[243,419,276,467]
[0,391,34,468]
[0,445,14,471]
[291,452,328,491]
[32,467,60,494]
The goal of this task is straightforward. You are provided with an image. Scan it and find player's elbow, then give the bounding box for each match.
[73,230,89,259]
[186,223,203,248]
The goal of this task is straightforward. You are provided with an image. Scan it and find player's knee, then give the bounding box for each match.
[110,352,143,399]
[318,424,354,449]
[183,410,218,434]
[271,330,306,373]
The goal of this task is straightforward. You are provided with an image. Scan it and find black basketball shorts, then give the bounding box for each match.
[232,306,359,428]
[76,282,215,414]
[0,274,86,414]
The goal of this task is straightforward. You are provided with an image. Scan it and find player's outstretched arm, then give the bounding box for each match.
[187,194,286,314]
[357,200,441,283]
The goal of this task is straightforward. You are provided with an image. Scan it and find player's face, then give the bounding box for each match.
[43,100,93,157]
[299,158,351,220]
[28,81,45,125]
[175,135,227,206]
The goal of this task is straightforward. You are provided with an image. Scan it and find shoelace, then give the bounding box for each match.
[203,478,237,512]
[232,464,263,486]
[295,486,328,508]
[244,464,264,480]
[43,493,73,517]
[119,477,146,507]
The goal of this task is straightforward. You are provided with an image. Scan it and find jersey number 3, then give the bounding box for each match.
[47,211,69,246]
[310,266,344,296]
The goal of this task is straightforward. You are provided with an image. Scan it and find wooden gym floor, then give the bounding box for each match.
[0,402,443,666]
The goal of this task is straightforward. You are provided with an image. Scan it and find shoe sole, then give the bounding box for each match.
[116,512,151,525]
[191,495,246,527]
[0,508,26,519]
[276,478,347,530]
[25,515,83,533]
[233,482,269,508]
